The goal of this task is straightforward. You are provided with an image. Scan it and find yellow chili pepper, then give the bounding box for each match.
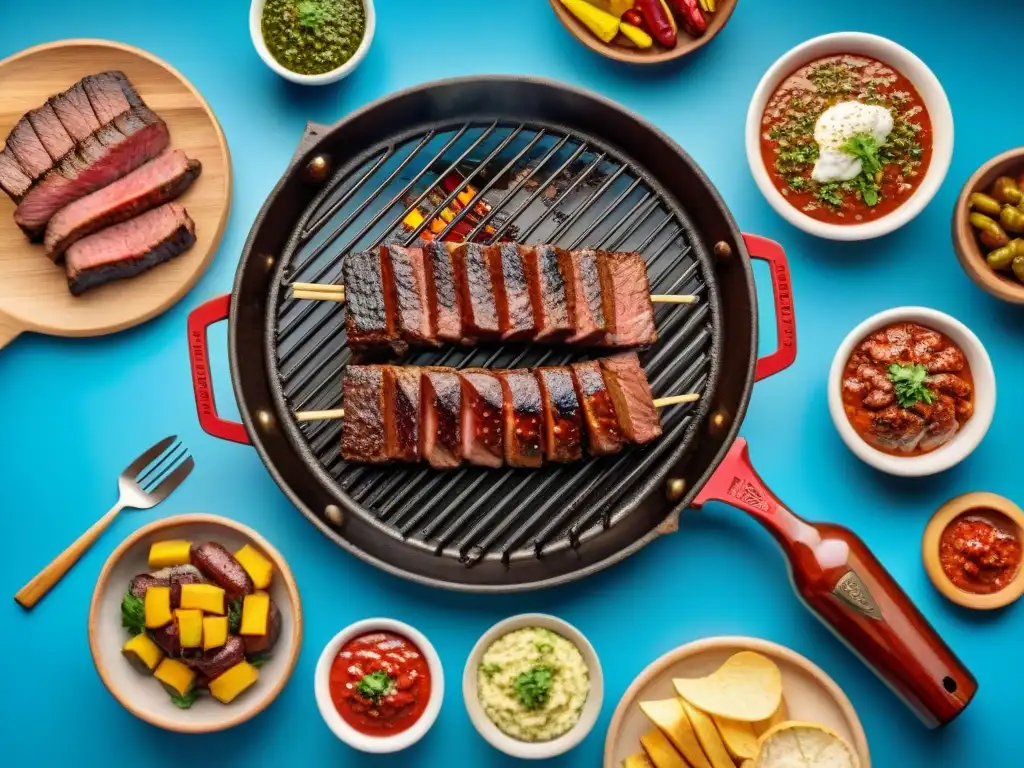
[558,0,621,43]
[619,22,653,49]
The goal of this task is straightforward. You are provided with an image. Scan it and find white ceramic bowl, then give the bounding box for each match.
[249,0,375,86]
[463,613,603,760]
[88,514,303,733]
[746,32,953,241]
[314,618,444,753]
[828,307,995,477]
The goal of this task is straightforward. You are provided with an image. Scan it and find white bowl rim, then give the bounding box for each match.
[462,612,604,760]
[827,306,996,477]
[249,0,376,86]
[745,31,954,241]
[313,617,444,753]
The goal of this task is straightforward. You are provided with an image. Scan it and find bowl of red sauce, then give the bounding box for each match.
[314,618,443,753]
[828,307,995,477]
[923,492,1024,610]
[746,32,953,240]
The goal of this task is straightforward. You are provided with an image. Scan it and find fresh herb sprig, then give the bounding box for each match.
[356,671,394,703]
[842,134,883,207]
[121,591,146,636]
[170,689,200,709]
[228,599,243,635]
[514,666,554,711]
[887,363,937,408]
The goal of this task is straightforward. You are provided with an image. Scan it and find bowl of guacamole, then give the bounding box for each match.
[249,0,374,85]
[463,614,603,759]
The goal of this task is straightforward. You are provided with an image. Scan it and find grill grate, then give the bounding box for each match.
[271,120,720,567]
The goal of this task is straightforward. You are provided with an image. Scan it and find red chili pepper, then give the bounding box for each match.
[669,0,706,36]
[633,0,676,48]
[621,8,646,30]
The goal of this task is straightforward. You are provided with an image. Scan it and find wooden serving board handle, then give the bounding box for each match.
[0,314,22,351]
[694,439,978,728]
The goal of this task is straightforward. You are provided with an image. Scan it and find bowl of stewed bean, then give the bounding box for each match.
[953,147,1024,304]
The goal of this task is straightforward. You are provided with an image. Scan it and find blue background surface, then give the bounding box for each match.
[2,2,1022,765]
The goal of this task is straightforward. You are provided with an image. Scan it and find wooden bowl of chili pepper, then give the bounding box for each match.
[952,147,1024,304]
[922,492,1024,611]
[549,0,738,65]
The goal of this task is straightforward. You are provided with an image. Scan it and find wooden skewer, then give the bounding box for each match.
[290,284,698,305]
[295,393,699,423]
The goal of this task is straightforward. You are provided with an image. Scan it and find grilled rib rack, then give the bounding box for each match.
[268,117,723,572]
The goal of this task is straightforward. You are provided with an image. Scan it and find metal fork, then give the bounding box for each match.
[15,435,194,609]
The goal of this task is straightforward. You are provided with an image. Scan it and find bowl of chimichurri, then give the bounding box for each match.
[249,0,374,85]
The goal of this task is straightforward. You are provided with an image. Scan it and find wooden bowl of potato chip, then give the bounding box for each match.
[603,636,870,768]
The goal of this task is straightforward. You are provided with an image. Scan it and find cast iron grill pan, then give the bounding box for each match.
[269,116,723,569]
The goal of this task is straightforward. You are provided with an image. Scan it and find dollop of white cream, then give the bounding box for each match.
[811,101,894,183]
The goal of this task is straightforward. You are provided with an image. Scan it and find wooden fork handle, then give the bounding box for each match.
[15,503,123,609]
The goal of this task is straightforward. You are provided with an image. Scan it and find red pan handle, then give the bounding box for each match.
[743,234,796,382]
[187,294,250,445]
[693,438,977,728]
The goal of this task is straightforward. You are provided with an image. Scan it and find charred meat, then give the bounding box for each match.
[498,370,545,468]
[599,251,657,347]
[571,360,624,456]
[535,367,584,463]
[343,248,402,352]
[421,368,463,469]
[460,369,505,467]
[384,366,421,462]
[384,245,435,346]
[522,244,576,342]
[600,353,662,445]
[341,365,388,464]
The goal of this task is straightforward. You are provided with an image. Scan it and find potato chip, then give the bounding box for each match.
[673,651,783,722]
[755,721,859,768]
[712,714,760,760]
[639,698,712,768]
[679,699,735,768]
[753,695,789,736]
[639,728,688,768]
[623,752,656,768]
[741,762,754,768]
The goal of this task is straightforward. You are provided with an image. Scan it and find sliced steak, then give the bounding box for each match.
[14,106,170,239]
[383,366,421,462]
[522,245,576,342]
[421,368,462,469]
[599,353,662,445]
[383,245,435,345]
[5,116,52,180]
[49,81,102,142]
[64,203,195,296]
[27,103,75,162]
[535,367,583,463]
[0,150,32,202]
[45,150,201,261]
[599,252,657,347]
[342,249,403,353]
[423,241,464,343]
[340,365,388,464]
[497,244,536,341]
[460,369,504,468]
[452,243,502,340]
[498,370,545,468]
[82,71,138,124]
[570,360,624,456]
[568,249,610,344]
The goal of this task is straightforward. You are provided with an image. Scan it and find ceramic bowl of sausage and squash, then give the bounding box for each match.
[88,514,303,733]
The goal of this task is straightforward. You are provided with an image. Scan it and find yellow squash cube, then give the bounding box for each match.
[147,539,192,569]
[234,544,274,589]
[179,582,225,614]
[208,661,259,704]
[153,658,196,697]
[144,586,172,629]
[203,616,229,651]
[121,633,164,673]
[240,591,270,636]
[175,609,204,648]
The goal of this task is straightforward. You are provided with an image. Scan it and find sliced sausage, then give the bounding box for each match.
[190,542,254,600]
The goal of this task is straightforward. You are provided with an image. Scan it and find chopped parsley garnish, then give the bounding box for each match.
[887,363,937,408]
[842,133,883,207]
[169,689,200,709]
[121,591,146,636]
[514,666,554,711]
[481,663,502,678]
[356,670,394,703]
[534,642,554,654]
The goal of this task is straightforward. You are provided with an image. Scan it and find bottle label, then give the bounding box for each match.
[833,569,883,621]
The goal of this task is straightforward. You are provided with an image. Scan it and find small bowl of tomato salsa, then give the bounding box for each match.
[923,492,1024,610]
[828,307,995,477]
[314,618,443,753]
[746,32,953,241]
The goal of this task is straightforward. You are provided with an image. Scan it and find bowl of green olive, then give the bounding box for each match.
[954,147,1024,304]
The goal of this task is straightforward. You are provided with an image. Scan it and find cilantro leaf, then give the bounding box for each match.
[169,689,200,709]
[356,671,394,702]
[228,599,243,635]
[887,363,937,408]
[843,133,884,207]
[121,591,146,636]
[514,666,554,711]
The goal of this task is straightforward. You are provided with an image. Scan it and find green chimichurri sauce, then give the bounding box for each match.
[261,0,366,76]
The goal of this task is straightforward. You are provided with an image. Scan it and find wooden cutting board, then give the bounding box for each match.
[0,39,232,350]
